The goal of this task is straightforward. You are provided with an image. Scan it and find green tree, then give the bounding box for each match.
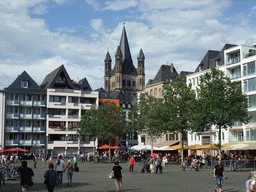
[129,93,165,155]
[79,101,127,160]
[194,67,250,159]
[162,76,196,163]
[78,107,99,157]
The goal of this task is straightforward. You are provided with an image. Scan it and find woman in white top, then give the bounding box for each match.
[250,171,256,192]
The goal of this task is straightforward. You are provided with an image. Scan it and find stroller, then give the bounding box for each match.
[141,161,151,173]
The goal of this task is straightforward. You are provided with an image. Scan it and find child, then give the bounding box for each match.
[181,159,187,171]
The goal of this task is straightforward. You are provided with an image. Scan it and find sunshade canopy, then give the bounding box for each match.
[4,147,29,153]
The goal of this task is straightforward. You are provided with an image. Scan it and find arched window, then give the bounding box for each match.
[140,78,142,85]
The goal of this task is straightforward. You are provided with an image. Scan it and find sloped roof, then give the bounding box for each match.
[104,51,112,62]
[41,65,74,89]
[5,71,45,93]
[77,77,92,91]
[150,65,179,85]
[194,50,220,72]
[112,26,137,76]
[146,79,154,86]
[137,48,145,60]
[214,44,237,66]
[94,87,112,98]
[179,71,193,83]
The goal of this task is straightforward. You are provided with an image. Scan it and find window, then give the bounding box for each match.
[127,80,131,86]
[150,89,153,95]
[230,67,241,79]
[159,88,161,93]
[122,80,126,86]
[191,134,193,141]
[243,61,255,77]
[26,121,31,127]
[128,104,131,109]
[154,88,157,95]
[222,132,225,140]
[189,79,191,84]
[132,81,135,86]
[21,81,28,88]
[249,95,256,108]
[122,103,126,108]
[169,134,174,140]
[140,78,142,85]
[166,134,168,141]
[105,80,108,87]
[26,94,31,101]
[192,78,195,85]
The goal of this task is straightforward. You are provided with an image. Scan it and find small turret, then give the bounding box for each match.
[137,48,145,60]
[104,51,112,62]
[115,46,123,73]
[104,51,112,92]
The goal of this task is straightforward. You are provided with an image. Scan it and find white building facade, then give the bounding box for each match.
[187,44,256,155]
[0,91,5,150]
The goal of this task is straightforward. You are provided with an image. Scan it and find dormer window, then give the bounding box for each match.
[21,81,28,88]
[122,103,126,108]
[128,104,131,109]
[101,93,107,98]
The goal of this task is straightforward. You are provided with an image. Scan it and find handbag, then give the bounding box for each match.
[109,172,114,179]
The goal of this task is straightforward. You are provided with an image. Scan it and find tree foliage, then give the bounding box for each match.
[129,92,165,155]
[162,76,196,163]
[194,67,250,159]
[78,101,127,159]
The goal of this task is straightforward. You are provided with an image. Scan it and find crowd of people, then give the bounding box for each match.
[1,150,256,192]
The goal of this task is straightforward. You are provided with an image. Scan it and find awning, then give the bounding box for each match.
[154,141,179,148]
[222,142,256,150]
[187,144,204,150]
[165,145,189,150]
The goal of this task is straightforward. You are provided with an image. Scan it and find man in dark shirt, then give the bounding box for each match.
[17,161,34,192]
[214,160,225,192]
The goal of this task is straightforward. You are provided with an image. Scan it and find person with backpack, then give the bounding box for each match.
[155,155,162,174]
[44,163,59,192]
[55,155,65,185]
[64,159,74,186]
[17,161,34,192]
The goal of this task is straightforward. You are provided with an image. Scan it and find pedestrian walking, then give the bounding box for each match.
[250,171,256,192]
[44,163,59,192]
[33,154,37,169]
[73,155,78,171]
[214,160,225,192]
[17,161,34,192]
[55,155,65,185]
[64,159,74,186]
[129,156,135,173]
[149,156,155,173]
[155,155,162,174]
[112,161,123,192]
[246,172,253,192]
[0,167,5,187]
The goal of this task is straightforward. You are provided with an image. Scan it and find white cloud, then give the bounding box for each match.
[91,19,103,32]
[86,0,100,11]
[57,27,75,33]
[104,0,138,11]
[31,4,47,15]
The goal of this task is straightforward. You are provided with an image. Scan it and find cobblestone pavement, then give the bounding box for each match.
[0,160,251,192]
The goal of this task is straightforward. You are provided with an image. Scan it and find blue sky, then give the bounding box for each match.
[1,0,256,90]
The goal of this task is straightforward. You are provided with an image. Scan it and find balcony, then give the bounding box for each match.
[5,139,18,146]
[19,127,32,132]
[47,140,79,147]
[20,114,32,119]
[33,101,46,106]
[19,140,32,146]
[68,115,79,119]
[6,126,19,132]
[6,100,19,105]
[48,126,66,132]
[6,113,19,119]
[226,54,241,66]
[20,100,32,106]
[33,140,45,146]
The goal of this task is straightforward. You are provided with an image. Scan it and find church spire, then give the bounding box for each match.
[104,51,112,62]
[120,26,132,62]
[137,48,145,60]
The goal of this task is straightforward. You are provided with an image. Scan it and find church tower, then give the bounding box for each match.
[104,51,111,93]
[114,46,123,91]
[137,48,145,91]
[104,25,145,101]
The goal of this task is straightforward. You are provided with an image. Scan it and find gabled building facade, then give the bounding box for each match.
[104,26,145,102]
[42,65,98,156]
[4,71,46,154]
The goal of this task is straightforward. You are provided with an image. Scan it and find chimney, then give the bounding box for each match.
[171,63,174,73]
